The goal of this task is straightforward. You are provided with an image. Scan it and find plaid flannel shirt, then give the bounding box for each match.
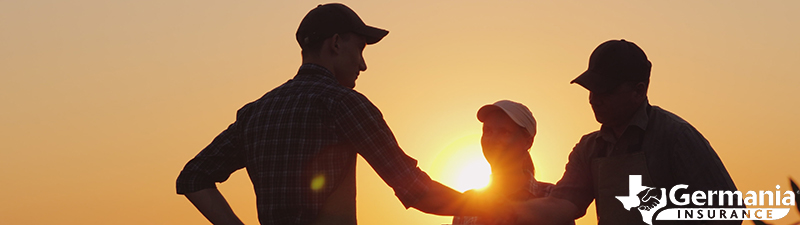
[176,64,432,225]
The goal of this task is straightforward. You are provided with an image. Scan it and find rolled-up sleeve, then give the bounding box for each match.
[333,93,432,208]
[176,122,246,194]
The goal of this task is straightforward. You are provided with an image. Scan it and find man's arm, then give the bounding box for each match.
[672,126,742,225]
[331,95,509,219]
[411,181,510,218]
[513,134,597,224]
[407,181,463,215]
[184,188,245,225]
[176,122,247,224]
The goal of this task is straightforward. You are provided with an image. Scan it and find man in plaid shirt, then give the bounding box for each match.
[176,3,507,225]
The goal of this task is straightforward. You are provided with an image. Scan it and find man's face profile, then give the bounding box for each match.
[332,33,368,89]
[588,81,645,125]
[480,110,532,167]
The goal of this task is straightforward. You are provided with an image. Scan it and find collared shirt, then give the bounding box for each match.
[176,64,432,225]
[596,99,649,158]
[550,100,738,218]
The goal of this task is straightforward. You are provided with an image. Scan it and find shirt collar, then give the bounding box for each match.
[629,99,650,131]
[598,99,651,142]
[297,63,336,80]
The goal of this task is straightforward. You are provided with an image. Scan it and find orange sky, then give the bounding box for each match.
[1,1,798,225]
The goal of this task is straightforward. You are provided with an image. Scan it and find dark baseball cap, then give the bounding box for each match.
[570,39,652,93]
[296,3,389,48]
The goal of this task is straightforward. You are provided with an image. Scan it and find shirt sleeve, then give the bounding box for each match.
[332,93,432,209]
[670,125,738,196]
[176,122,246,194]
[550,134,597,218]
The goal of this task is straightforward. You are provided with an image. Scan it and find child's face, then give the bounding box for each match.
[480,111,533,167]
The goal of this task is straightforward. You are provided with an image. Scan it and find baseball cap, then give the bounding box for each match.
[477,100,537,137]
[570,39,652,94]
[296,3,389,48]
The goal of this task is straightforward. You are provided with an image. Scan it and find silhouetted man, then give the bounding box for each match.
[176,3,505,225]
[512,40,740,225]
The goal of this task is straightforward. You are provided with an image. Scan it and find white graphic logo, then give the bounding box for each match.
[616,175,795,224]
[615,175,668,225]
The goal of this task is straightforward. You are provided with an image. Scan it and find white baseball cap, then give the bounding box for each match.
[477,100,537,137]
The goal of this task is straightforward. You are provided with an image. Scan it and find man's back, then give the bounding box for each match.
[177,65,433,224]
[176,4,508,224]
[238,65,363,224]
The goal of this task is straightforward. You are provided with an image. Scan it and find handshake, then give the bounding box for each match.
[636,187,664,211]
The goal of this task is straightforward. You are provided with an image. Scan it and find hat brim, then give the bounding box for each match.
[355,25,388,44]
[477,105,503,122]
[570,70,620,94]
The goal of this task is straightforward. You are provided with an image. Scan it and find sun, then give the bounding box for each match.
[430,134,492,192]
[453,157,492,192]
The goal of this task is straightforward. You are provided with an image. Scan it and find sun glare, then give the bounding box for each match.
[454,158,492,191]
[430,134,493,192]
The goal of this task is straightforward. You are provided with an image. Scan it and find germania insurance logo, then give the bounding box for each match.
[616,175,796,225]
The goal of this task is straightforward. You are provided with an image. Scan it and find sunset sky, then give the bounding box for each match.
[2,1,798,225]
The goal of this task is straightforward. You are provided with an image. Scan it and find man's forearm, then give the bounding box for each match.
[411,181,511,220]
[410,181,465,215]
[184,188,245,225]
